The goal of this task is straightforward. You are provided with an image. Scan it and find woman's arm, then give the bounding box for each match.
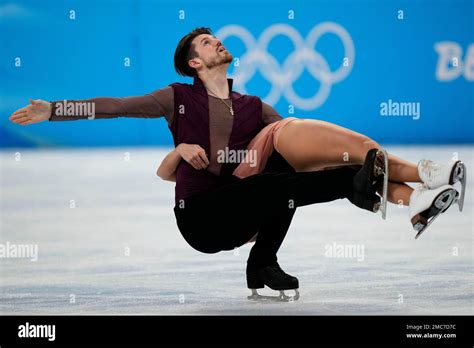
[157,143,210,182]
[157,148,181,182]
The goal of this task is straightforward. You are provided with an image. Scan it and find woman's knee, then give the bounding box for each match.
[345,136,381,164]
[361,137,381,157]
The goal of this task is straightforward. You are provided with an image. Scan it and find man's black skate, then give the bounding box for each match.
[350,148,389,219]
[246,263,300,302]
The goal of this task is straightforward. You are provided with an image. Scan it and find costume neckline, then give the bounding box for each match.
[193,76,234,94]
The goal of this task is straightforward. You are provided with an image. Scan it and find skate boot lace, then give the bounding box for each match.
[420,160,445,181]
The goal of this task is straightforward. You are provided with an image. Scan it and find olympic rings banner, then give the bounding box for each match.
[1,0,472,147]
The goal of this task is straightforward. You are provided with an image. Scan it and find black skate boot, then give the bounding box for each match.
[349,148,389,219]
[247,263,300,302]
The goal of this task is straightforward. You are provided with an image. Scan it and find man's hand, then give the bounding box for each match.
[176,143,210,170]
[9,99,52,125]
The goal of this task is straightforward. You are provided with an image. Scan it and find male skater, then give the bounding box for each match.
[9,27,381,301]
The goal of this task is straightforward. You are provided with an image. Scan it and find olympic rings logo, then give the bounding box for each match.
[215,23,355,110]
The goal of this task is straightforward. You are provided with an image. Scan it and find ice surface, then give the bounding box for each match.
[0,146,472,315]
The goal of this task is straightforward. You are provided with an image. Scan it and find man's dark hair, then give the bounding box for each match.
[174,27,213,77]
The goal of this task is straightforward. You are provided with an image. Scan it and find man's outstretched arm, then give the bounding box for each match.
[9,86,174,125]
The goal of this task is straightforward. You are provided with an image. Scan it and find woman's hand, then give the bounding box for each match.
[176,143,210,170]
[9,99,52,125]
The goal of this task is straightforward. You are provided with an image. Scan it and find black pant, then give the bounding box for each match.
[174,167,358,268]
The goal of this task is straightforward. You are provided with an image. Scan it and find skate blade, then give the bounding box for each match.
[414,188,457,239]
[248,289,300,302]
[375,149,389,220]
[451,161,466,212]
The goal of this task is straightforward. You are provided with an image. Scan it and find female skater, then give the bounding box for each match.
[157,116,466,238]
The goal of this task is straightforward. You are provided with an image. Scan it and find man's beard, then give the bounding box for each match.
[204,51,233,70]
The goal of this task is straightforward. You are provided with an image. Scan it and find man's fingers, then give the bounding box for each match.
[187,157,199,169]
[17,116,32,124]
[193,155,206,169]
[10,112,28,121]
[11,115,31,124]
[190,159,202,170]
[13,107,27,114]
[194,146,209,166]
[183,146,209,170]
[11,112,27,119]
[18,119,32,126]
[198,153,208,167]
[11,108,28,117]
[198,151,210,166]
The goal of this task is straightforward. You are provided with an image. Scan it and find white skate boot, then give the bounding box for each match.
[418,159,467,211]
[409,184,458,239]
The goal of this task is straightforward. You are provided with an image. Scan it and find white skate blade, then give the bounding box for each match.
[375,149,389,220]
[452,161,466,212]
[248,288,300,302]
[414,188,457,239]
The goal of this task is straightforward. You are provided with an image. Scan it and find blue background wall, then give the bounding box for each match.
[1,0,473,147]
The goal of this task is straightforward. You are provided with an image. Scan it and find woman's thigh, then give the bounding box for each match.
[276,119,377,171]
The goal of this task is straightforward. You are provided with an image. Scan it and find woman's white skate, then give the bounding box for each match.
[410,184,458,239]
[418,159,467,211]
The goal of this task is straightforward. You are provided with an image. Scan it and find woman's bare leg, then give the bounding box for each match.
[277,119,421,183]
[384,181,413,205]
[386,154,420,183]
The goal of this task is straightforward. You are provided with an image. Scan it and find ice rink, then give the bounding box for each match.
[0,146,472,315]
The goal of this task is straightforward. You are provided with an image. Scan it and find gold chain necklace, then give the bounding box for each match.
[205,87,234,116]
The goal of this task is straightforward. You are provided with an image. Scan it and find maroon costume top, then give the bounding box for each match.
[49,77,283,203]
